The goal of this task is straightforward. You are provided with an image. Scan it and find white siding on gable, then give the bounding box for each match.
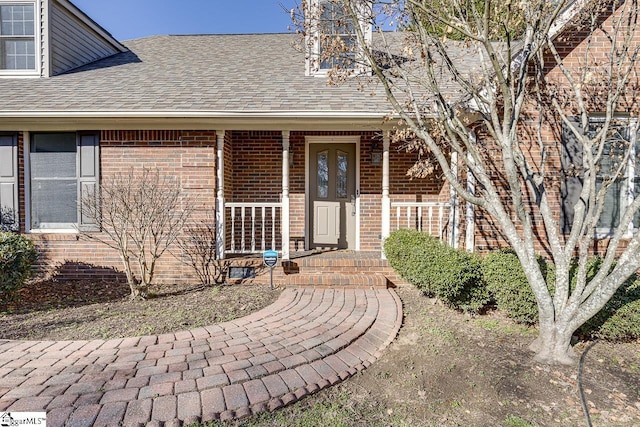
[49,1,119,75]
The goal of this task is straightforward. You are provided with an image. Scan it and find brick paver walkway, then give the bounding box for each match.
[0,288,402,426]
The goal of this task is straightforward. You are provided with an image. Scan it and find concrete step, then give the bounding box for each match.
[286,273,388,289]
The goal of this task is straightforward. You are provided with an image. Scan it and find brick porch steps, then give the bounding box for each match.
[225,251,408,288]
[286,273,388,288]
[281,251,402,289]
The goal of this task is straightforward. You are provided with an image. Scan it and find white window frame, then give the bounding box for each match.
[0,0,40,77]
[591,116,639,238]
[305,0,372,77]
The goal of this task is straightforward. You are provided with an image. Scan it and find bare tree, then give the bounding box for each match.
[299,0,640,364]
[81,168,193,300]
[175,213,229,286]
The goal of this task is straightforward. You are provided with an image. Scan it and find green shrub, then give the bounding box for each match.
[384,229,440,289]
[384,229,489,313]
[580,273,640,341]
[0,232,37,300]
[594,297,640,341]
[482,251,640,339]
[482,249,554,324]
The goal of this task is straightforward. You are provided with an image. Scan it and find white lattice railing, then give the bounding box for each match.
[390,202,450,241]
[226,202,282,254]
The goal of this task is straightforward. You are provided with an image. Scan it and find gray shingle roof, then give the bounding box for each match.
[0,34,397,116]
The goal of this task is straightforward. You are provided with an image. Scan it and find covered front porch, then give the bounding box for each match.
[213,129,469,261]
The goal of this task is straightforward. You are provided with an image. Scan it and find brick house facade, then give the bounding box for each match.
[10,127,449,283]
[0,0,636,284]
[470,0,640,258]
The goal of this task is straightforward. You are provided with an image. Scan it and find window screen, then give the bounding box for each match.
[30,133,77,229]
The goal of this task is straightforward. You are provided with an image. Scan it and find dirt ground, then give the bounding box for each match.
[1,280,638,426]
[239,286,640,427]
[0,279,281,340]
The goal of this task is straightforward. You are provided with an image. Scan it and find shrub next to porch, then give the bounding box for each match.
[81,168,193,300]
[383,229,489,313]
[389,230,640,342]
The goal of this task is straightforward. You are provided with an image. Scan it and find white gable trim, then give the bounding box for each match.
[54,0,127,52]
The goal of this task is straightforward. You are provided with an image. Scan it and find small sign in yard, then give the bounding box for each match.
[263,250,278,289]
[263,250,278,267]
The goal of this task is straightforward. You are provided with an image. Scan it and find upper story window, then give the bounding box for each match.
[305,0,371,77]
[319,1,356,70]
[0,2,36,73]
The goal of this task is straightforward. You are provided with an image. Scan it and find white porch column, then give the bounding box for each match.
[465,134,477,252]
[281,130,291,260]
[465,166,476,252]
[450,151,460,248]
[216,130,226,260]
[381,131,391,259]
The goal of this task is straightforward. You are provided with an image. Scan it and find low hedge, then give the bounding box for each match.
[384,229,489,313]
[578,260,640,341]
[385,229,640,341]
[0,231,37,301]
[482,249,554,324]
[594,297,640,341]
[482,251,640,340]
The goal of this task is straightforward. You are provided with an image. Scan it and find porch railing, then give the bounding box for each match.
[226,202,282,254]
[390,201,450,241]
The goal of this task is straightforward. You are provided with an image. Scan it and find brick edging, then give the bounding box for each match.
[204,288,404,423]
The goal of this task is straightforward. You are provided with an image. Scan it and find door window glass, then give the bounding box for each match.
[317,150,329,199]
[337,150,348,199]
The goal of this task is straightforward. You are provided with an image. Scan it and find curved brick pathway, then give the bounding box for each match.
[0,288,402,426]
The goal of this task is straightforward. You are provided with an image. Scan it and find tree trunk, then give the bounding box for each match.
[120,254,147,300]
[128,285,148,301]
[529,322,577,365]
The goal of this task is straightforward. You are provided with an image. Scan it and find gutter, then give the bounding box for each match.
[0,110,411,132]
[0,110,398,119]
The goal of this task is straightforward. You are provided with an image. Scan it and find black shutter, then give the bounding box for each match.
[560,117,584,234]
[0,133,18,230]
[77,132,100,232]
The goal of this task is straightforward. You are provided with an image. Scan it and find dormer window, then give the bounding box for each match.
[319,1,356,70]
[305,0,372,77]
[0,2,36,73]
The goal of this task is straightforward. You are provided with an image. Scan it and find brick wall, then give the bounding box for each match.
[24,130,217,283]
[472,4,640,256]
[17,132,25,232]
[18,127,450,282]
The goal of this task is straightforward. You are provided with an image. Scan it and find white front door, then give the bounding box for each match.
[309,143,356,249]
